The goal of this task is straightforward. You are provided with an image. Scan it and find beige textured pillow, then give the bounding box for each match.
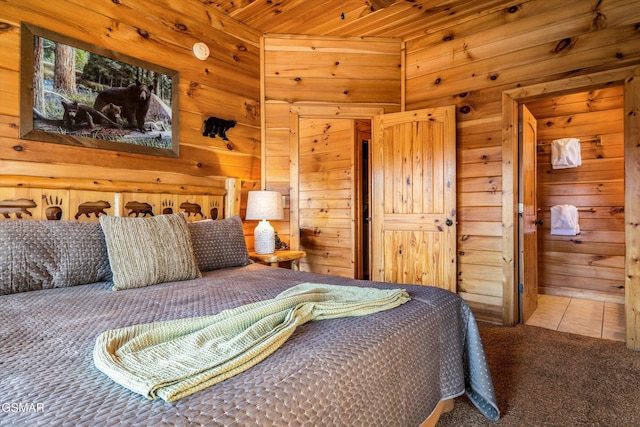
[100,213,201,290]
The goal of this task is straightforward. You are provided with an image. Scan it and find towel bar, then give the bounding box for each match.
[537,207,596,213]
[537,135,601,147]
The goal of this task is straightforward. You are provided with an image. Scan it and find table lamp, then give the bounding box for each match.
[245,190,284,254]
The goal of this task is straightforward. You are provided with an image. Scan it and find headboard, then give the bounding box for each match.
[0,175,239,223]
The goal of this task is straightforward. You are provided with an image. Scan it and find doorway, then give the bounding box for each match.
[356,120,371,280]
[520,87,626,340]
[288,105,384,280]
[501,66,640,349]
[289,104,458,288]
[296,117,371,280]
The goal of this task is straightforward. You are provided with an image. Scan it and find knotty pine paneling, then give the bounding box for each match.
[263,35,401,268]
[406,0,640,322]
[215,0,523,40]
[0,0,261,191]
[297,117,355,278]
[264,35,402,104]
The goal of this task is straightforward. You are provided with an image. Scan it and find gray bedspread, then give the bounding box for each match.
[0,263,499,426]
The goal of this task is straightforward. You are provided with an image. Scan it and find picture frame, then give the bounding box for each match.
[19,22,180,158]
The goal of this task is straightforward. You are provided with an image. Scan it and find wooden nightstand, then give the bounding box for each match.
[249,250,306,269]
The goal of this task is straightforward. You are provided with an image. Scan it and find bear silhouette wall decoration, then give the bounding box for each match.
[202,116,236,141]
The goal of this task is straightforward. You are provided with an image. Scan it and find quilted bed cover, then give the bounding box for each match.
[1,263,499,426]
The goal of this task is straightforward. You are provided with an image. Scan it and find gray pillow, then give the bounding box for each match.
[187,215,250,272]
[0,220,111,295]
[99,213,201,291]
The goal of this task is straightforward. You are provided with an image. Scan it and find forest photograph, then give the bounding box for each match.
[20,23,178,157]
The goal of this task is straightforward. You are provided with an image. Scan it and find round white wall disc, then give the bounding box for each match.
[192,42,210,60]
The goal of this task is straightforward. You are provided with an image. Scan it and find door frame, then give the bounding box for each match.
[501,66,640,350]
[288,104,384,273]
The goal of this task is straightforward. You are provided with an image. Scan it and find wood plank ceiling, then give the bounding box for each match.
[210,0,523,40]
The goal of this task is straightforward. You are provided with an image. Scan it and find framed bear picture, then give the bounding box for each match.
[19,23,179,158]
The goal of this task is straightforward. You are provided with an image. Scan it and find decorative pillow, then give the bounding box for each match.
[0,220,112,295]
[187,215,250,272]
[99,213,201,291]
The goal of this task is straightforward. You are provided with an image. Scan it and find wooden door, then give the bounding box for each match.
[371,106,457,291]
[298,117,356,278]
[520,104,538,322]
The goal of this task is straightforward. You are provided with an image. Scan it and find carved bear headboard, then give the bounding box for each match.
[0,176,233,223]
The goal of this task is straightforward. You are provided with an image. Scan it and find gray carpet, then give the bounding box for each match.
[437,323,640,426]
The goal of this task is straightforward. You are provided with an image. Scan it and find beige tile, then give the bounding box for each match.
[526,315,562,330]
[602,325,625,342]
[603,302,624,326]
[557,317,603,338]
[564,298,604,318]
[557,298,603,338]
[602,302,625,342]
[539,294,571,309]
[526,296,624,341]
[525,295,569,330]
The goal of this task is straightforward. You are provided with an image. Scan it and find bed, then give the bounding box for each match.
[0,198,499,426]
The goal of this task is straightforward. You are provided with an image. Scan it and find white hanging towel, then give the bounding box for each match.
[550,204,580,236]
[551,138,582,169]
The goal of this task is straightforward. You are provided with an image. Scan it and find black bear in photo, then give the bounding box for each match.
[94,79,153,132]
[100,103,123,125]
[61,100,122,130]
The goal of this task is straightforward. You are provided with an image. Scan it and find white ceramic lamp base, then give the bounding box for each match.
[254,219,275,254]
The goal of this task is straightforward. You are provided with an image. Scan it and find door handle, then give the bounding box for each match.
[534,219,543,226]
[445,218,454,226]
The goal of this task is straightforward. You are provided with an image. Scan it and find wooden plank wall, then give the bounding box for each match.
[405,0,640,322]
[298,117,355,278]
[527,87,625,303]
[0,0,261,198]
[262,35,402,256]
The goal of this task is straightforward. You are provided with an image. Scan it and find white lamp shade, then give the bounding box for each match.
[246,191,284,255]
[245,191,284,220]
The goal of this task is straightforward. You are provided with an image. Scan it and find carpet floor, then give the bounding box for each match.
[437,322,640,426]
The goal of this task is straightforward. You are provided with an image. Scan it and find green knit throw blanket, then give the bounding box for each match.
[93,282,410,402]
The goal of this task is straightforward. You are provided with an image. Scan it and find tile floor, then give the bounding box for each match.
[525,294,625,342]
